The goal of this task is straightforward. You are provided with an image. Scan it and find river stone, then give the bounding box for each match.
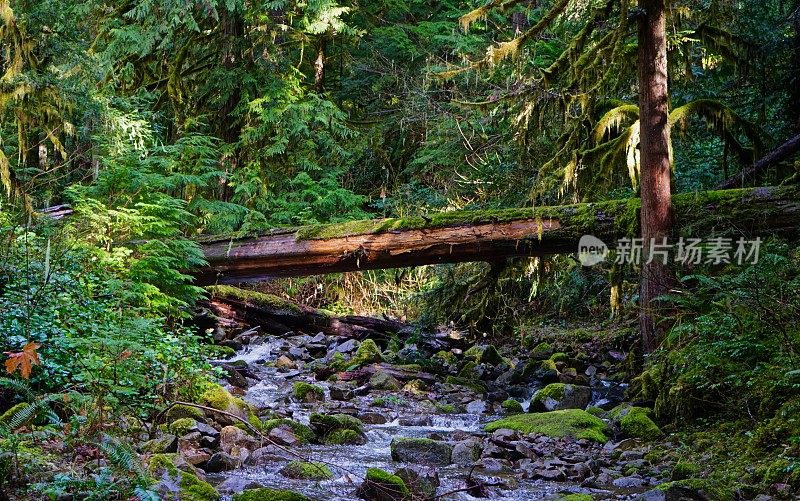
[390,438,452,466]
[268,425,300,446]
[334,339,359,354]
[613,475,647,488]
[466,400,486,414]
[181,449,211,466]
[141,434,177,454]
[451,440,481,465]
[533,468,566,481]
[529,383,592,412]
[220,426,258,456]
[275,355,296,369]
[369,371,401,391]
[394,466,440,498]
[204,452,239,473]
[245,445,296,465]
[330,384,355,401]
[359,412,388,425]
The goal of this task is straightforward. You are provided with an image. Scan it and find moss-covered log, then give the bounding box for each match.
[195,186,800,284]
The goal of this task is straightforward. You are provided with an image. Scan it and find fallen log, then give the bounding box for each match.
[717,133,800,190]
[195,186,800,284]
[204,285,407,338]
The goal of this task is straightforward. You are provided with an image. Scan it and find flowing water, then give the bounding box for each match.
[210,338,618,500]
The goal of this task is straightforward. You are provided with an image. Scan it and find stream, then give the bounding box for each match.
[205,337,644,500]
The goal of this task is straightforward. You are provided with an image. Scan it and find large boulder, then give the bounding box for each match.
[394,466,439,498]
[390,438,453,466]
[351,339,383,367]
[356,468,411,501]
[529,383,592,412]
[148,453,220,501]
[484,409,609,443]
[609,404,663,441]
[219,426,258,458]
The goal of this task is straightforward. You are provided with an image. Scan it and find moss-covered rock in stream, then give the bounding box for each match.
[293,382,324,402]
[280,461,333,480]
[484,409,609,443]
[164,404,204,423]
[169,418,198,436]
[557,495,593,501]
[324,428,366,445]
[148,453,220,501]
[610,405,663,441]
[444,376,486,394]
[356,467,411,501]
[457,361,479,379]
[369,370,401,390]
[310,412,367,444]
[261,418,314,444]
[501,399,524,413]
[529,383,592,412]
[529,342,554,359]
[390,438,453,465]
[351,339,383,367]
[197,383,255,427]
[232,488,312,501]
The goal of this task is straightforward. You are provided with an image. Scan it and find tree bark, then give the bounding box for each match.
[194,186,800,284]
[637,0,674,352]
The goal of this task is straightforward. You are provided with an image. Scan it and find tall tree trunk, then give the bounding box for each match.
[314,39,326,91]
[637,0,674,352]
[220,7,243,202]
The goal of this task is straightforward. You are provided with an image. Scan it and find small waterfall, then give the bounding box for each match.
[227,339,282,364]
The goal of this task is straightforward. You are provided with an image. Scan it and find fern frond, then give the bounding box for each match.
[99,433,146,482]
[0,377,35,400]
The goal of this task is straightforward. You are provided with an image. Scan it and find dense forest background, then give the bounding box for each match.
[0,0,799,499]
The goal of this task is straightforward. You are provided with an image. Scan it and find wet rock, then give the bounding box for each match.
[220,364,249,388]
[141,434,177,454]
[359,412,388,425]
[181,449,211,466]
[204,452,239,473]
[245,445,296,465]
[217,476,265,494]
[330,384,355,401]
[466,400,486,414]
[451,440,482,465]
[529,383,592,412]
[478,457,513,473]
[369,371,401,391]
[288,346,308,359]
[275,355,296,369]
[267,425,301,446]
[356,468,411,501]
[613,475,647,488]
[280,461,333,480]
[333,339,359,354]
[390,438,452,466]
[394,466,439,498]
[533,468,566,481]
[220,426,258,457]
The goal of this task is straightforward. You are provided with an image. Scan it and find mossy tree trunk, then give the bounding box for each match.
[637,0,674,353]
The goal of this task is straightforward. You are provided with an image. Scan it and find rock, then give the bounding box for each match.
[181,449,211,466]
[261,418,314,444]
[217,476,265,494]
[484,409,609,443]
[359,412,388,425]
[610,405,663,440]
[198,383,253,426]
[232,488,312,501]
[288,346,308,359]
[390,438,453,466]
[533,468,566,481]
[275,355,296,369]
[466,400,487,414]
[330,384,355,401]
[394,466,439,498]
[529,383,592,412]
[501,399,524,413]
[333,339,359,354]
[530,342,554,359]
[369,371,401,391]
[280,461,333,480]
[245,445,295,465]
[293,381,324,402]
[220,426,258,456]
[268,425,301,446]
[141,434,177,454]
[356,468,411,501]
[613,475,647,488]
[220,364,248,388]
[451,440,482,465]
[204,452,239,473]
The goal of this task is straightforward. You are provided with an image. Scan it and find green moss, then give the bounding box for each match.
[148,454,220,501]
[463,345,483,361]
[261,418,315,444]
[350,339,383,367]
[458,361,479,379]
[549,352,569,363]
[280,461,333,480]
[168,418,197,436]
[0,403,30,425]
[199,383,249,415]
[232,488,312,501]
[433,350,457,365]
[164,404,204,423]
[586,406,605,417]
[484,409,608,443]
[323,428,363,445]
[293,382,325,402]
[435,403,457,413]
[672,461,701,481]
[655,478,733,499]
[611,405,663,441]
[558,495,593,501]
[479,344,507,366]
[207,285,303,314]
[530,342,554,359]
[531,383,567,407]
[310,413,363,434]
[445,376,487,393]
[327,351,348,371]
[361,468,411,500]
[501,399,524,413]
[370,397,386,407]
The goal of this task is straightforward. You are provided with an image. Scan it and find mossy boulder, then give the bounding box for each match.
[369,370,401,390]
[478,344,509,367]
[164,404,204,423]
[529,383,592,412]
[198,383,254,426]
[169,418,198,436]
[324,428,366,445]
[530,342,554,359]
[444,376,486,394]
[390,438,453,465]
[280,461,333,480]
[457,361,479,379]
[148,453,220,501]
[293,382,325,402]
[610,405,663,441]
[261,418,314,444]
[351,339,383,367]
[356,467,411,501]
[501,399,524,413]
[463,345,484,360]
[232,488,312,501]
[557,495,593,501]
[654,478,733,499]
[549,352,569,363]
[432,351,457,366]
[518,359,559,384]
[671,461,700,481]
[484,409,609,443]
